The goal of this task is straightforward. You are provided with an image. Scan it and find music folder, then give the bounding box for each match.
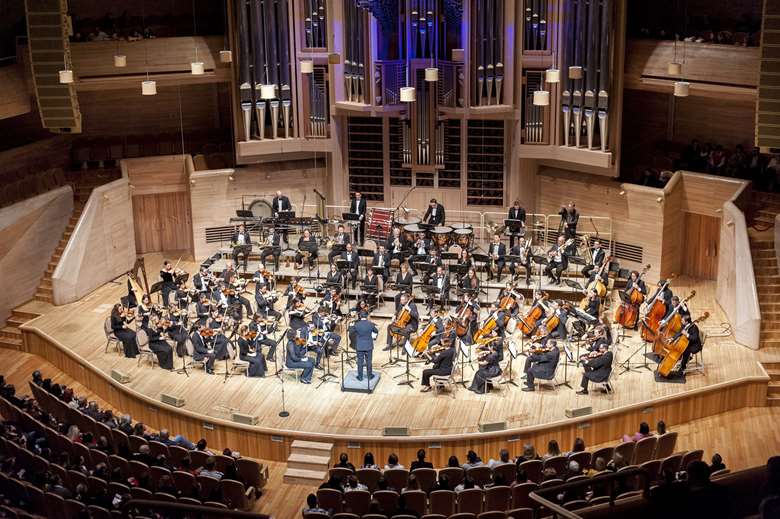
[343,212,361,221]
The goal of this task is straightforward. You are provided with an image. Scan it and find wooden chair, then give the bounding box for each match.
[130,487,153,500]
[504,508,533,519]
[613,442,636,465]
[104,318,121,353]
[87,506,112,519]
[43,493,66,519]
[542,455,567,476]
[680,450,704,471]
[384,468,410,491]
[329,467,354,480]
[168,444,189,466]
[128,460,150,481]
[172,470,196,497]
[149,466,172,491]
[236,457,267,491]
[401,489,426,516]
[221,479,253,511]
[491,463,516,484]
[135,329,157,368]
[356,468,382,492]
[438,466,465,487]
[466,465,493,486]
[477,512,506,519]
[128,435,148,453]
[659,454,684,477]
[153,492,177,502]
[450,513,476,519]
[567,451,592,471]
[484,485,511,512]
[196,475,221,501]
[190,450,210,469]
[457,488,484,514]
[148,441,170,460]
[590,447,614,466]
[108,455,129,478]
[517,460,542,484]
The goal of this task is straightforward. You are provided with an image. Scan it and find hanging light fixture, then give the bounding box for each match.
[219,0,232,63]
[545,68,560,84]
[425,67,438,82]
[667,62,682,75]
[140,2,155,95]
[400,86,416,102]
[260,84,276,99]
[568,66,583,79]
[190,0,204,75]
[191,59,205,75]
[673,81,690,97]
[114,54,127,67]
[58,68,74,84]
[533,90,550,106]
[142,78,157,95]
[300,59,314,74]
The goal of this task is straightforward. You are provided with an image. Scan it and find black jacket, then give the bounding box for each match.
[423,203,446,225]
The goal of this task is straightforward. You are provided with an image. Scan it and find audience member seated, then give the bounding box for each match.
[384,453,404,470]
[410,448,433,471]
[622,421,651,443]
[334,452,355,471]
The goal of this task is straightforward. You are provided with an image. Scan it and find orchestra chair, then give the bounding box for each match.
[590,367,615,395]
[653,432,678,460]
[228,346,250,377]
[456,487,484,514]
[221,479,254,511]
[484,485,511,512]
[431,360,458,397]
[632,436,658,465]
[533,364,559,393]
[135,329,157,368]
[184,338,207,372]
[483,371,505,395]
[685,330,706,376]
[103,318,121,354]
[429,490,456,516]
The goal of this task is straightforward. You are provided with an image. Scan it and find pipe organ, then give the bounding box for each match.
[231,0,623,193]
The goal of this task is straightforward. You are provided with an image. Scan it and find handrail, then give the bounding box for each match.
[529,467,651,519]
[122,499,270,518]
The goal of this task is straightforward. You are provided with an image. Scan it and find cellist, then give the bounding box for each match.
[454,292,480,345]
[675,314,702,374]
[384,292,419,351]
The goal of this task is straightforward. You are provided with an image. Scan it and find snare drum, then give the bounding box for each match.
[432,226,453,248]
[454,228,474,250]
[403,224,423,243]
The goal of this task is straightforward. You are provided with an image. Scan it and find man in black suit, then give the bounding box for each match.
[559,201,579,241]
[582,239,606,279]
[191,327,216,374]
[260,227,283,271]
[231,223,252,271]
[509,236,532,285]
[385,293,419,350]
[420,340,456,391]
[350,192,368,245]
[328,224,352,263]
[340,242,360,289]
[576,343,613,395]
[545,235,569,285]
[488,234,507,281]
[255,284,281,320]
[507,200,527,248]
[428,265,450,310]
[386,227,407,261]
[372,244,390,282]
[522,340,560,391]
[423,198,446,226]
[349,311,378,381]
[678,314,702,373]
[272,191,292,244]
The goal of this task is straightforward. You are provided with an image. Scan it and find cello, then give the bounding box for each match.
[653,291,696,355]
[412,319,437,355]
[518,292,549,337]
[586,256,613,298]
[657,312,709,377]
[639,275,675,342]
[390,304,412,341]
[614,264,651,329]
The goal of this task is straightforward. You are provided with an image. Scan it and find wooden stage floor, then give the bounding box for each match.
[17,256,771,439]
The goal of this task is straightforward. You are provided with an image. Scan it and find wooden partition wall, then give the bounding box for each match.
[189,160,328,260]
[0,188,72,325]
[51,179,136,306]
[0,64,32,120]
[123,156,194,255]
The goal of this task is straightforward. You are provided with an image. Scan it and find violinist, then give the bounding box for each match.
[295,229,319,269]
[221,261,238,285]
[111,304,138,358]
[582,239,606,279]
[237,325,267,377]
[384,293,419,351]
[326,263,344,288]
[211,326,231,363]
[509,236,532,286]
[420,335,456,392]
[394,262,414,310]
[252,263,275,290]
[469,337,502,394]
[323,288,343,317]
[231,223,252,271]
[460,267,480,291]
[255,284,281,320]
[372,244,391,282]
[191,326,216,374]
[260,227,283,271]
[166,310,189,357]
[576,342,613,395]
[226,280,253,320]
[487,234,506,282]
[544,236,569,286]
[160,260,178,307]
[507,200,527,248]
[313,305,341,356]
[138,293,154,328]
[328,223,352,264]
[193,266,211,295]
[583,288,601,320]
[285,277,306,310]
[386,227,407,261]
[428,265,450,310]
[144,317,174,370]
[522,340,560,392]
[196,294,211,326]
[289,300,309,330]
[340,242,360,289]
[582,325,611,354]
[249,313,277,361]
[174,280,191,311]
[286,327,315,384]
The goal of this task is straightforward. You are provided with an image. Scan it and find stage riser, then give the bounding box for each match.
[20,328,769,464]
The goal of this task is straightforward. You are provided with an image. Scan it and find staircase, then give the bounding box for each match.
[0,309,40,350]
[34,204,83,303]
[283,440,332,485]
[762,360,780,407]
[750,191,780,229]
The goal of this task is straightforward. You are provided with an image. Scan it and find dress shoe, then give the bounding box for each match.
[521,386,535,392]
[301,379,311,384]
[356,376,363,382]
[420,386,432,393]
[576,389,588,395]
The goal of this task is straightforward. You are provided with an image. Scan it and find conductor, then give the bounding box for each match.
[350,311,378,381]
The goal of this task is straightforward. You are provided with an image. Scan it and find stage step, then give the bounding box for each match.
[0,327,21,340]
[282,467,328,486]
[768,397,780,407]
[290,440,333,458]
[768,382,780,396]
[287,453,331,472]
[33,294,53,303]
[765,369,780,380]
[0,337,22,350]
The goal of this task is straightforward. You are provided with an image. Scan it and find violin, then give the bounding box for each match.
[529,343,555,355]
[200,328,216,337]
[242,330,258,340]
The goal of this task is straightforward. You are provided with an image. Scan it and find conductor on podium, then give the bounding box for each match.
[350,311,378,381]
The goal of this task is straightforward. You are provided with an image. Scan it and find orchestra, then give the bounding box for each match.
[102,194,708,397]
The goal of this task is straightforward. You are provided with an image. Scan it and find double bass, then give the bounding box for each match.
[640,275,675,342]
[652,291,696,356]
[586,255,613,298]
[614,264,650,329]
[657,312,709,377]
[518,293,549,337]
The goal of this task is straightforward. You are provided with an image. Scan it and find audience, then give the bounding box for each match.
[384,453,404,470]
[622,421,651,443]
[335,452,355,471]
[488,448,511,468]
[362,452,379,470]
[710,453,727,473]
[462,450,483,470]
[542,439,561,460]
[409,449,433,471]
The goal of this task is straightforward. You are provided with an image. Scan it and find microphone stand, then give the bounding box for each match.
[392,186,416,222]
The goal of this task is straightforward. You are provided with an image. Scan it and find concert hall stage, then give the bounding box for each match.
[14,254,773,462]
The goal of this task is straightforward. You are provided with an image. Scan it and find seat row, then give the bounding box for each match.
[0,169,67,209]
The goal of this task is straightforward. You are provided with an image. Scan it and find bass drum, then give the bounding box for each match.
[249,199,273,218]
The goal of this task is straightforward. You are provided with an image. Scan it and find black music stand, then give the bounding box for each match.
[393,340,417,388]
[357,248,374,280]
[501,339,520,386]
[564,279,584,293]
[343,212,362,244]
[504,219,526,239]
[441,252,458,262]
[472,253,490,287]
[531,255,548,289]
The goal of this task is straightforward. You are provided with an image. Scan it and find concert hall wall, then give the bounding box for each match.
[0,187,73,326]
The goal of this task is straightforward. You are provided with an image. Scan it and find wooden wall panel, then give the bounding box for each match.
[126,156,188,195]
[661,176,684,279]
[52,180,136,305]
[673,96,756,150]
[683,213,720,280]
[190,161,327,260]
[0,188,72,324]
[0,135,72,174]
[0,64,32,120]
[78,83,221,137]
[680,173,746,217]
